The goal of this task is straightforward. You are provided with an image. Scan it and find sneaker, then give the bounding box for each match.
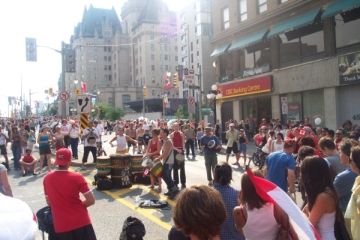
[80,166,86,170]
[192,155,195,158]
[168,189,180,199]
[181,184,186,189]
[22,173,26,177]
[208,180,213,186]
[164,190,172,196]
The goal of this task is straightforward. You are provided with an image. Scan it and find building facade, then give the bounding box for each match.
[177,0,215,100]
[210,0,360,132]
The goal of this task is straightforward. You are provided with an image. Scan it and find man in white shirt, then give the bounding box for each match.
[94,120,103,156]
[81,121,100,169]
[0,126,10,170]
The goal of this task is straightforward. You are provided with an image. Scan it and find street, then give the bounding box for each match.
[6,133,302,240]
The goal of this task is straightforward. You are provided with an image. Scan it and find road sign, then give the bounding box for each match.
[76,95,91,114]
[183,68,195,85]
[59,91,70,101]
[282,102,288,114]
[281,97,287,103]
[187,97,195,105]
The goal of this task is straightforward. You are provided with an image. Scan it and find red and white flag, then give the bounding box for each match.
[81,82,87,93]
[246,169,321,240]
[165,75,171,89]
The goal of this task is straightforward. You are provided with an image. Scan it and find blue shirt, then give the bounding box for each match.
[200,135,221,154]
[213,184,245,240]
[265,151,296,192]
[334,167,358,212]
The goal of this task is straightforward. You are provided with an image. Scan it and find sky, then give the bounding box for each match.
[0,0,193,117]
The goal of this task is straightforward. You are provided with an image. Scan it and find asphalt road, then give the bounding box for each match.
[5,131,302,240]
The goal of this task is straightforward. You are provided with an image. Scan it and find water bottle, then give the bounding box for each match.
[135,195,140,207]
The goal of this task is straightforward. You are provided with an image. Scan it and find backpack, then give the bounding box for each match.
[36,206,59,240]
[87,128,96,144]
[119,216,146,240]
[92,174,113,191]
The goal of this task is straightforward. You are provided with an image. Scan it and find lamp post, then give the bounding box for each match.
[207,84,222,126]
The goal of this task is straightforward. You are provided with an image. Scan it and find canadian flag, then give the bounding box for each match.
[246,169,321,240]
[81,82,87,93]
[165,75,171,89]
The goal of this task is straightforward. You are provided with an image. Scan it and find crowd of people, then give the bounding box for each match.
[1,115,360,239]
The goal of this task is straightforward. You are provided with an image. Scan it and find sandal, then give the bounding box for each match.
[22,173,26,177]
[155,187,162,191]
[149,186,155,189]
[232,162,239,165]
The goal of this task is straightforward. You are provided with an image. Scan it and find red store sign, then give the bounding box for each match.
[218,76,273,99]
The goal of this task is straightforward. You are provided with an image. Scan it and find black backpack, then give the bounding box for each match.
[36,206,59,240]
[92,174,113,191]
[119,216,146,240]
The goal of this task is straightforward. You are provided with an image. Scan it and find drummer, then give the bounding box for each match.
[144,128,162,190]
[109,128,137,154]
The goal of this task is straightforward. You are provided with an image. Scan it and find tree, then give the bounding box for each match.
[49,107,57,116]
[97,103,109,120]
[175,105,189,119]
[105,107,126,121]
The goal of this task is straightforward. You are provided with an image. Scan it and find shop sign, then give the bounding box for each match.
[237,65,270,79]
[218,76,273,99]
[287,103,300,121]
[218,74,233,83]
[339,52,360,85]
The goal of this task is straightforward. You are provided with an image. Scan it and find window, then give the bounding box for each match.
[165,65,169,71]
[161,65,164,71]
[108,98,113,107]
[80,46,84,51]
[81,65,84,70]
[94,37,98,42]
[196,39,199,48]
[258,0,267,13]
[150,35,154,40]
[160,54,163,61]
[182,46,188,55]
[151,54,155,60]
[104,56,107,61]
[94,65,98,71]
[114,63,116,69]
[175,46,178,51]
[94,46,98,51]
[114,73,116,80]
[191,54,193,63]
[114,54,116,60]
[244,48,271,70]
[108,56,111,61]
[108,75,112,81]
[95,74,98,80]
[160,44,163,50]
[151,44,154,51]
[164,44,168,51]
[239,0,247,22]
[335,15,360,51]
[152,90,156,96]
[279,0,288,3]
[175,56,178,61]
[94,55,98,61]
[104,75,107,81]
[152,76,155,83]
[197,51,199,61]
[165,55,168,61]
[81,74,84,80]
[81,55,84,61]
[140,67,142,73]
[151,65,155,70]
[122,95,130,104]
[151,24,154,29]
[222,7,230,29]
[109,65,111,70]
[108,47,111,52]
[191,42,193,51]
[182,56,188,66]
[181,35,187,44]
[104,65,107,70]
[104,47,107,52]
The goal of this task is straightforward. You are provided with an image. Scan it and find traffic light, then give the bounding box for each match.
[177,65,183,81]
[143,86,147,98]
[25,38,37,62]
[75,88,80,95]
[64,44,76,73]
[173,73,178,88]
[48,88,53,95]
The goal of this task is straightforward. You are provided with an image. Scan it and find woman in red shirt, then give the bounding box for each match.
[144,128,162,190]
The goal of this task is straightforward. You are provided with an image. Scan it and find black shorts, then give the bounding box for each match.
[39,145,51,155]
[226,146,239,154]
[57,224,96,240]
[137,136,144,145]
[0,145,7,155]
[127,138,135,148]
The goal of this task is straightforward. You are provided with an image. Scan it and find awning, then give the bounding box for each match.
[267,8,322,39]
[322,0,360,20]
[210,43,231,57]
[228,29,269,53]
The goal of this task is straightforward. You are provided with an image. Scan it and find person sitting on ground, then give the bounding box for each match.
[213,163,245,240]
[173,185,227,240]
[19,149,37,176]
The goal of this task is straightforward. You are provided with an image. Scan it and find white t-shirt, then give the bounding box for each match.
[83,128,99,147]
[0,131,8,145]
[96,125,103,143]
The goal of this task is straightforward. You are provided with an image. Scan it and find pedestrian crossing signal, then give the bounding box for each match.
[173,73,178,88]
[75,88,80,95]
[143,86,147,98]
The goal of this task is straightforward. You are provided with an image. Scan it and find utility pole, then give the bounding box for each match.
[198,65,202,123]
[20,74,23,118]
[61,41,66,119]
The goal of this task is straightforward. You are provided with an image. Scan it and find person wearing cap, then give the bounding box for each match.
[43,148,96,239]
[226,123,240,165]
[19,149,37,176]
[259,118,269,129]
[263,139,296,194]
[200,127,221,186]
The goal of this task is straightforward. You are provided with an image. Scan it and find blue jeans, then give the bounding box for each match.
[162,164,176,191]
[69,138,79,158]
[12,145,21,169]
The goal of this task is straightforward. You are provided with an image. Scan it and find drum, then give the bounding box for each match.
[110,154,132,189]
[97,156,111,177]
[175,153,185,164]
[130,154,144,173]
[150,162,163,178]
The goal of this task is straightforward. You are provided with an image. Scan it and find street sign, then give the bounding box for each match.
[183,68,195,85]
[187,97,195,105]
[281,97,287,103]
[76,95,91,114]
[282,102,288,114]
[59,91,70,101]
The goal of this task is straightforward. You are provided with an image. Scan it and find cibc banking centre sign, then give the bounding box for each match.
[218,76,273,99]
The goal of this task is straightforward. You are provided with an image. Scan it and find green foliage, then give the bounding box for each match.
[105,107,126,121]
[49,107,57,116]
[97,103,109,120]
[175,105,189,119]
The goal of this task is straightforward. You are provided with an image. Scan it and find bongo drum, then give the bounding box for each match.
[141,156,153,168]
[97,156,111,177]
[208,139,221,152]
[110,154,132,188]
[175,153,185,164]
[150,162,163,178]
[130,154,144,173]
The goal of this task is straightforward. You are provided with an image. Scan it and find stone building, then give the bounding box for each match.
[210,0,360,131]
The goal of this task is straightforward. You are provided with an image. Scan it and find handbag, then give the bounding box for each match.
[87,129,96,144]
[262,144,270,154]
[274,204,295,240]
[29,135,36,143]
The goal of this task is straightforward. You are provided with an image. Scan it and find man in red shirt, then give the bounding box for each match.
[303,118,313,129]
[43,148,96,240]
[19,149,37,176]
[259,118,269,129]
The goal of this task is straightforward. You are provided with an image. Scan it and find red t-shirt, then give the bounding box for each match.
[43,171,92,233]
[22,155,34,163]
[304,123,313,129]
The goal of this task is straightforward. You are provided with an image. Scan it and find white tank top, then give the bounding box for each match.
[242,202,278,240]
[116,135,127,151]
[316,211,336,239]
[273,141,284,152]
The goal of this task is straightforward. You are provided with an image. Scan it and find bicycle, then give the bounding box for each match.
[97,140,108,156]
[250,146,267,170]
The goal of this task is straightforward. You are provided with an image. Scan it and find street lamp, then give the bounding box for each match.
[74,80,78,84]
[207,84,222,125]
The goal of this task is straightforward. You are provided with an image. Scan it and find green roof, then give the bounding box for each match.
[228,29,269,53]
[210,43,231,57]
[267,8,321,39]
[322,0,360,19]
